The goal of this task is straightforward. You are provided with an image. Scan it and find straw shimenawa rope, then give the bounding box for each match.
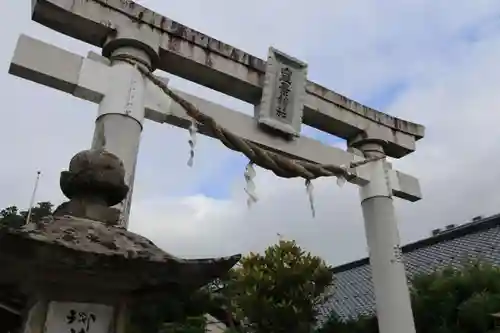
[111,55,381,181]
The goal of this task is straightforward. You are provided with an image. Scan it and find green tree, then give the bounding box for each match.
[161,316,207,333]
[22,201,53,223]
[127,282,227,333]
[0,206,24,228]
[411,261,500,333]
[315,313,377,333]
[0,201,53,228]
[226,239,333,333]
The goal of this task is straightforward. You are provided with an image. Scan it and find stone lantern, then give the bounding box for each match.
[0,149,240,333]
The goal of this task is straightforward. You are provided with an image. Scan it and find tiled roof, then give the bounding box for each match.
[317,214,500,324]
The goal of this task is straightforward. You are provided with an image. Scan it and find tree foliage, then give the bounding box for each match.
[315,313,378,333]
[318,261,500,333]
[160,316,207,333]
[0,201,53,228]
[127,286,223,333]
[226,239,333,333]
[411,261,500,333]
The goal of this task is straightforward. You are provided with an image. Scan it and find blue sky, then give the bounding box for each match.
[3,0,500,265]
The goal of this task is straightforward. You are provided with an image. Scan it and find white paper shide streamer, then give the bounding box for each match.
[305,179,315,217]
[337,163,359,187]
[337,164,347,187]
[244,162,258,207]
[187,117,198,167]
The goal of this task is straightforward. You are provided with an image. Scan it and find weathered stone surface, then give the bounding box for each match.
[5,215,176,260]
[0,214,240,299]
[0,214,239,266]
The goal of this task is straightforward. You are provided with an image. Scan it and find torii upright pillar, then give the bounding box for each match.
[351,139,416,333]
[90,28,161,227]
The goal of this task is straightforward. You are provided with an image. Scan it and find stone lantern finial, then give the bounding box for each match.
[54,149,129,226]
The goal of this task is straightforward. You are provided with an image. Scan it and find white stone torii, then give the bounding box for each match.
[8,1,425,333]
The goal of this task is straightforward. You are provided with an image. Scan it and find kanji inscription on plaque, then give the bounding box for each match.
[44,302,113,333]
[275,66,293,119]
[255,47,308,138]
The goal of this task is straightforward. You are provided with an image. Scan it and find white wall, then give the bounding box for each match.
[205,314,227,333]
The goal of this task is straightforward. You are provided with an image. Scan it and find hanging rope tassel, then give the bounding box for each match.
[244,162,258,207]
[305,179,316,217]
[187,118,198,167]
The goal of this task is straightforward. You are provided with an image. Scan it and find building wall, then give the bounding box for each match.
[205,314,227,333]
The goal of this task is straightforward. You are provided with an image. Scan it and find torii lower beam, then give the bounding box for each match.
[9,34,421,203]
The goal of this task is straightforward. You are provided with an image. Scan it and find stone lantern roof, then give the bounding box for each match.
[0,149,240,304]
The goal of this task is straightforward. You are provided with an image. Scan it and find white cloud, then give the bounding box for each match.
[2,0,500,267]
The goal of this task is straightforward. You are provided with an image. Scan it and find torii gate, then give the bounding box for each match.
[8,1,425,333]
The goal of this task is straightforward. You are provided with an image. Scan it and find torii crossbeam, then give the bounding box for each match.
[8,1,425,333]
